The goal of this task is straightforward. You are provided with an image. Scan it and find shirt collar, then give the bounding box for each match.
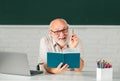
[49,35,69,49]
[53,39,69,49]
[53,39,57,47]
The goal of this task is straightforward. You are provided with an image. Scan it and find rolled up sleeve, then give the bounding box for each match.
[38,37,48,63]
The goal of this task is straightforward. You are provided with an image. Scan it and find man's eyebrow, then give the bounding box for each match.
[51,26,68,31]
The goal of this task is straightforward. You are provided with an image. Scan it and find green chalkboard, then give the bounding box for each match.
[0,0,120,25]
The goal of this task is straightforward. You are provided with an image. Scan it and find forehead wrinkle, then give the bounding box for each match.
[50,19,68,30]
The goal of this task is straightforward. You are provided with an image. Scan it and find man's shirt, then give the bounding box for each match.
[38,35,84,63]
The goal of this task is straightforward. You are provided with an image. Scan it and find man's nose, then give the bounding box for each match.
[59,32,64,36]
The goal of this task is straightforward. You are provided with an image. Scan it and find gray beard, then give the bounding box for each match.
[57,40,67,46]
[55,36,69,46]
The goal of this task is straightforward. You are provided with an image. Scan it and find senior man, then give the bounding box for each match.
[38,18,84,74]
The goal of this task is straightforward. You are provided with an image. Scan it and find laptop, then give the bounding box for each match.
[0,51,43,76]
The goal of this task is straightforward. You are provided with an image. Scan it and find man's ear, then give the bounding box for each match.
[49,30,52,35]
[49,30,53,36]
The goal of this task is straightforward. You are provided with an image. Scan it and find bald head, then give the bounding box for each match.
[50,18,69,31]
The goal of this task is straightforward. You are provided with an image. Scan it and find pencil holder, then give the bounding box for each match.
[96,68,113,81]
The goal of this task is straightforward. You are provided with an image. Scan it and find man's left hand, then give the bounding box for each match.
[69,34,79,48]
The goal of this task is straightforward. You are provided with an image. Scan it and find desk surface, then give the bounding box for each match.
[0,71,120,81]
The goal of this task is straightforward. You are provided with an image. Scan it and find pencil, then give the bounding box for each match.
[72,29,74,34]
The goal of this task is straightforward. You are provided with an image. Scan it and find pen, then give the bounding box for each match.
[97,59,112,68]
[105,63,109,68]
[72,28,74,34]
[97,61,100,68]
[102,60,106,68]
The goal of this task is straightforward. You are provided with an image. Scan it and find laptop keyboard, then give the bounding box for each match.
[30,70,43,76]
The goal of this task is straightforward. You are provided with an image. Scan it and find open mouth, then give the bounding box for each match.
[59,37,66,40]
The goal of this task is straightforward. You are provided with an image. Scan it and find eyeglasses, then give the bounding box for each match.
[51,28,68,35]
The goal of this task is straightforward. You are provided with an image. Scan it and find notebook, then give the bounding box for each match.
[0,51,43,76]
[47,52,80,68]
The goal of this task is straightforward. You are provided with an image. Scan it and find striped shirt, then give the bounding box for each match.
[38,35,84,63]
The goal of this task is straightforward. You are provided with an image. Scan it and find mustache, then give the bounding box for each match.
[58,36,66,39]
